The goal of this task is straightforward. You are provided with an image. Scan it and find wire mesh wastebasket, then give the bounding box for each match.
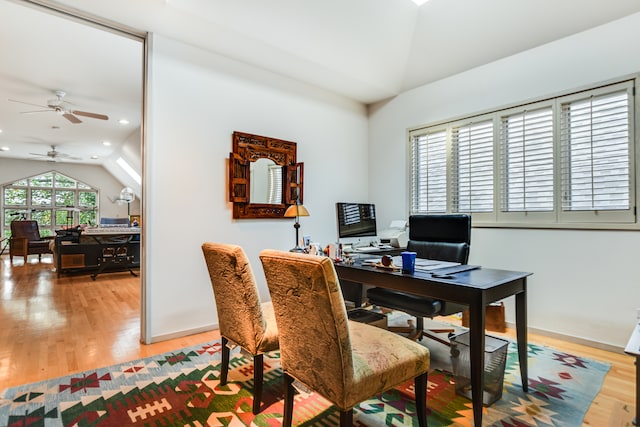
[450,331,509,406]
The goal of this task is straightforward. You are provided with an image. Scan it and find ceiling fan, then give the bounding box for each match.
[8,90,109,124]
[29,145,82,162]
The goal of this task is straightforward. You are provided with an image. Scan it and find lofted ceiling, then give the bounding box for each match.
[0,0,143,165]
[2,0,640,164]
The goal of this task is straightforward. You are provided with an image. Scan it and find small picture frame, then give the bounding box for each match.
[129,215,141,227]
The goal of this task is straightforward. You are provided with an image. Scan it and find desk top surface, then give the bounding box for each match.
[335,258,531,290]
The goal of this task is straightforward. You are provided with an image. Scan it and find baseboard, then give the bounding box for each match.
[507,321,625,353]
[147,323,218,344]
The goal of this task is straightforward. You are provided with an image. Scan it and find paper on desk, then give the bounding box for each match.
[391,256,460,271]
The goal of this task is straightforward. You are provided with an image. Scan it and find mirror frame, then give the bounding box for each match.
[229,131,304,219]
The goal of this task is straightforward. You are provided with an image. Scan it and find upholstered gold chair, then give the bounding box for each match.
[260,249,430,427]
[9,220,53,264]
[201,242,279,415]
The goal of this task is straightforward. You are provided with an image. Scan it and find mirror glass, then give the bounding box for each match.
[250,158,282,204]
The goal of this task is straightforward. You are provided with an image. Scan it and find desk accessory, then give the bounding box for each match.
[401,251,416,274]
[283,200,310,252]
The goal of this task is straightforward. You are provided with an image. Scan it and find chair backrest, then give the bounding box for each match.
[10,220,41,241]
[407,214,471,263]
[201,242,270,354]
[260,249,352,404]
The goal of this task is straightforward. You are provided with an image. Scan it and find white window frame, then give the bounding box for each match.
[497,101,556,224]
[449,114,496,222]
[408,78,638,229]
[557,82,635,224]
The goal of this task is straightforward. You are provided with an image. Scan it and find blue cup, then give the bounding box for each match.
[401,251,417,274]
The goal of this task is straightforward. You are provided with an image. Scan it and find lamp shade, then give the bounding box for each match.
[284,204,310,218]
[120,187,135,203]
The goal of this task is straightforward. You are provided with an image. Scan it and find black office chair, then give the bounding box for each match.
[366,214,471,344]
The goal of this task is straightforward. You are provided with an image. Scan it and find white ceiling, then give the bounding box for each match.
[2,0,640,164]
[0,0,143,164]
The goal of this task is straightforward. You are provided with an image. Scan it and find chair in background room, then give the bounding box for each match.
[366,214,471,344]
[9,220,54,264]
[260,249,429,427]
[201,242,279,415]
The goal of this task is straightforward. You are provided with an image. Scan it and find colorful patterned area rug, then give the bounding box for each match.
[0,338,610,427]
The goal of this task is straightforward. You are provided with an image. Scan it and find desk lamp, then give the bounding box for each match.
[283,201,310,252]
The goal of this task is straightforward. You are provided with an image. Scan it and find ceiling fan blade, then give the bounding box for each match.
[28,152,48,157]
[20,110,54,114]
[63,113,82,124]
[8,99,49,109]
[72,110,109,120]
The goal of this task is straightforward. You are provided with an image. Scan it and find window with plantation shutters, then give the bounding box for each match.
[451,119,494,213]
[408,77,637,229]
[410,129,447,213]
[559,83,634,222]
[500,106,554,214]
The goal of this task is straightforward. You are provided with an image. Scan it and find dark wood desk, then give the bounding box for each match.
[335,260,531,427]
[56,230,140,278]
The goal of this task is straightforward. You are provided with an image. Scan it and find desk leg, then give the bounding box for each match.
[515,280,528,392]
[468,300,486,427]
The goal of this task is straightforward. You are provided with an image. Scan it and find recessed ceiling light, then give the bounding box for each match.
[0,146,9,151]
[0,129,3,133]
[412,0,429,5]
[103,141,111,146]
[91,155,99,159]
[118,119,130,125]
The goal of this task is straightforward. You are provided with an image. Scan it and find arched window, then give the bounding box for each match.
[2,171,98,237]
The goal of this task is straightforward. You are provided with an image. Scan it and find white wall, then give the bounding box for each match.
[145,34,369,341]
[368,13,640,348]
[0,158,136,222]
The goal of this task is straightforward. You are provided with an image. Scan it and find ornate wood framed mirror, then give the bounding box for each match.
[229,131,304,219]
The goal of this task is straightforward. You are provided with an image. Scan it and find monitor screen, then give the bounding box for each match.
[336,202,377,240]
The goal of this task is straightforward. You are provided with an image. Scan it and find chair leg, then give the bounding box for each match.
[340,409,353,427]
[220,337,229,385]
[283,373,295,427]
[414,372,428,427]
[252,354,264,414]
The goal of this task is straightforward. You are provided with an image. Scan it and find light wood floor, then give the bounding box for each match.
[0,254,635,426]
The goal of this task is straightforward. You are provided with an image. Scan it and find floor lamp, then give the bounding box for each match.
[283,201,310,252]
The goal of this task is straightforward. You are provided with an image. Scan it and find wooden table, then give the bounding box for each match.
[335,259,531,427]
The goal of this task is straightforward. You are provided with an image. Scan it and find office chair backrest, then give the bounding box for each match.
[407,214,471,264]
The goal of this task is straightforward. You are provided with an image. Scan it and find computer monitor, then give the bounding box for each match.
[336,202,378,247]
